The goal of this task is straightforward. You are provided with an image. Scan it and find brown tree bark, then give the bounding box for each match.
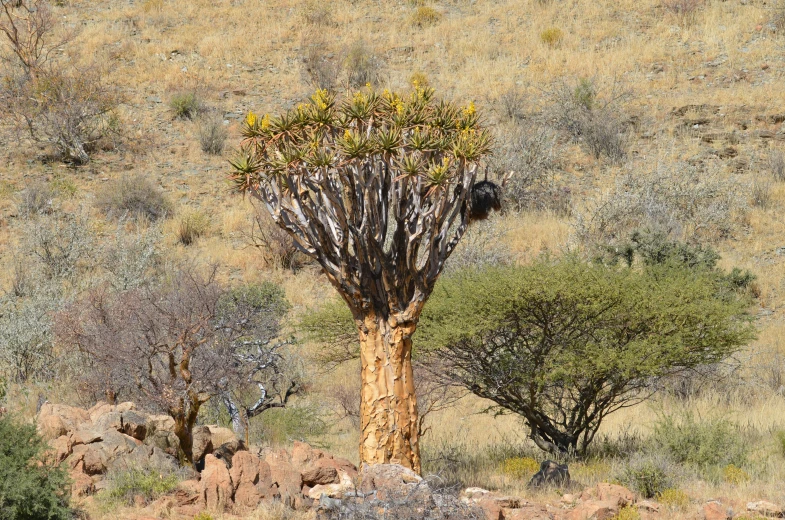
[358,313,421,473]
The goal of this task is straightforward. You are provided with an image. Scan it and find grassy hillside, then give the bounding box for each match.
[2,0,785,517]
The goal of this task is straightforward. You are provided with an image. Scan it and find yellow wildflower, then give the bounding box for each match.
[246,111,257,127]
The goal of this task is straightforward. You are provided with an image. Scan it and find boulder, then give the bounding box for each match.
[581,483,635,507]
[359,463,436,514]
[48,435,74,464]
[207,425,237,447]
[72,428,103,446]
[503,506,555,520]
[69,469,95,497]
[746,501,783,517]
[144,430,180,457]
[82,444,109,475]
[567,500,619,520]
[263,448,301,506]
[213,439,246,468]
[200,454,233,511]
[192,425,214,463]
[88,401,115,423]
[146,414,175,435]
[37,403,90,440]
[528,460,570,489]
[119,410,148,440]
[703,501,731,520]
[230,451,273,510]
[307,470,356,500]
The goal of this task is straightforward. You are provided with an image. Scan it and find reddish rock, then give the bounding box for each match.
[503,506,554,520]
[69,469,94,497]
[746,501,783,517]
[82,444,108,475]
[301,458,339,486]
[200,454,233,511]
[581,483,635,507]
[307,469,356,499]
[264,448,301,505]
[477,497,503,520]
[567,499,619,520]
[48,435,73,464]
[703,501,731,520]
[229,451,273,510]
[37,403,89,440]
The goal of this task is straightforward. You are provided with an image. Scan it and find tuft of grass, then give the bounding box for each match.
[193,513,214,520]
[770,150,785,182]
[142,0,163,12]
[95,174,172,222]
[776,430,785,458]
[751,175,772,209]
[410,71,430,89]
[16,182,56,218]
[104,467,180,506]
[0,180,17,199]
[198,117,227,155]
[617,455,675,499]
[411,6,441,27]
[50,175,78,198]
[169,92,201,120]
[540,27,564,48]
[177,210,210,246]
[657,488,690,511]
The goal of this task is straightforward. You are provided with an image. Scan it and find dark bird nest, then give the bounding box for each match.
[469,180,502,221]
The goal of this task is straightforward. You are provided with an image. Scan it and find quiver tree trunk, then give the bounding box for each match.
[358,314,420,473]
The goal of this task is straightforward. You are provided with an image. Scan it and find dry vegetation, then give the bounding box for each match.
[2,0,785,518]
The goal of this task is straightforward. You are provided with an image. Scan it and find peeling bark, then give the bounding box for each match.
[358,314,420,473]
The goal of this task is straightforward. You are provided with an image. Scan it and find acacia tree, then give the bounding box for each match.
[230,87,494,472]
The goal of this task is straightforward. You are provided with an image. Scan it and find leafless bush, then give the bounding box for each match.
[101,224,162,290]
[95,174,172,221]
[56,266,297,462]
[574,162,748,249]
[16,181,55,217]
[244,203,307,271]
[497,86,525,121]
[23,213,94,280]
[770,150,785,182]
[663,0,704,24]
[197,117,227,155]
[548,78,629,162]
[301,34,342,91]
[750,174,772,209]
[445,217,514,273]
[344,39,385,89]
[0,2,119,163]
[492,125,572,215]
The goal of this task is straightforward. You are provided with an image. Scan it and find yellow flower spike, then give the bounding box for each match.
[246,111,257,127]
[260,114,270,130]
[344,129,352,140]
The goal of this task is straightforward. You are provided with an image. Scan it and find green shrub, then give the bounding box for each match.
[540,27,564,47]
[104,466,180,505]
[193,512,214,520]
[95,174,173,221]
[721,464,750,484]
[177,210,210,245]
[50,175,78,198]
[617,455,674,498]
[0,415,73,520]
[169,92,201,120]
[652,413,748,470]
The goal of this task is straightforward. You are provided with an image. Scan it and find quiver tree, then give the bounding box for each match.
[230,87,494,472]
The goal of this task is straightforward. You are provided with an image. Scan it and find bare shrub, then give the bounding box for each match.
[497,86,525,121]
[444,217,514,273]
[301,33,342,91]
[95,174,172,221]
[750,174,772,209]
[197,117,227,155]
[16,181,55,217]
[770,150,785,182]
[663,0,704,24]
[177,210,210,245]
[0,2,119,163]
[344,39,385,89]
[301,1,332,26]
[56,267,297,463]
[244,203,307,271]
[23,213,94,280]
[101,224,162,290]
[493,125,571,215]
[548,77,629,162]
[574,162,748,249]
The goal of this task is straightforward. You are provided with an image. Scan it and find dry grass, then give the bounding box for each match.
[2,0,785,515]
